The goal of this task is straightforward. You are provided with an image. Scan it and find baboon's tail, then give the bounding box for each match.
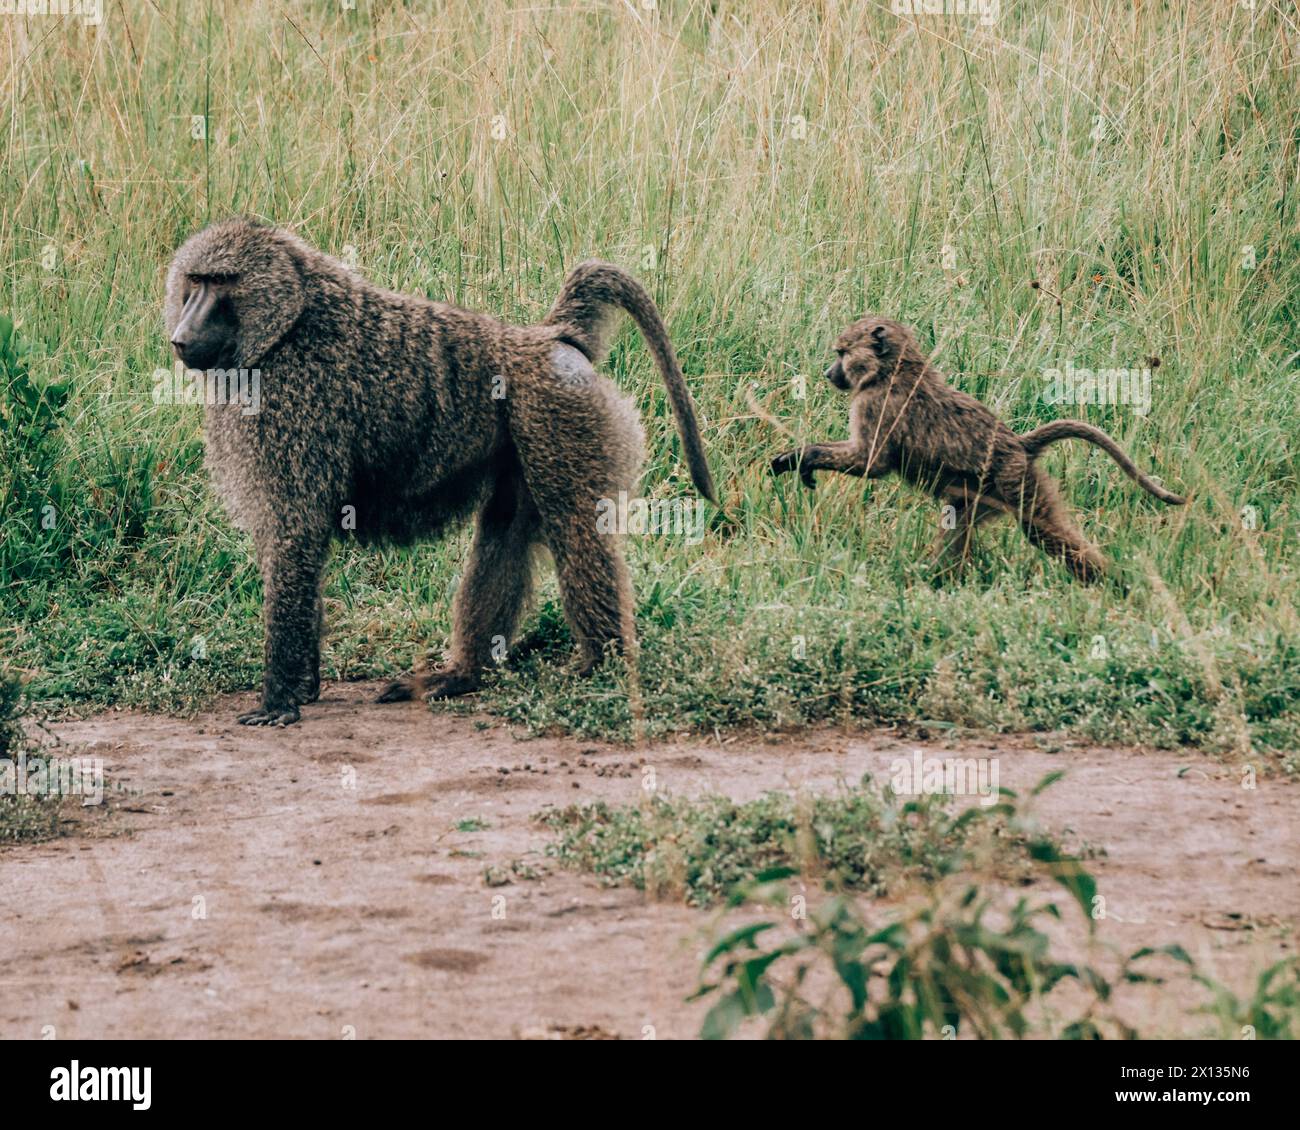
[1020,420,1186,505]
[544,260,717,504]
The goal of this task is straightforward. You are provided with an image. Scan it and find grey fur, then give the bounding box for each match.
[771,316,1185,584]
[164,218,716,725]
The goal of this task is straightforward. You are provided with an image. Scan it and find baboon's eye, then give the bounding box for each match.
[189,273,240,286]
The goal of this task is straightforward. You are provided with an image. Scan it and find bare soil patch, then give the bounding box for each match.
[2,682,1295,1038]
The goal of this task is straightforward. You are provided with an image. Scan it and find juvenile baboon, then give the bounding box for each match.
[165,218,716,725]
[770,316,1185,583]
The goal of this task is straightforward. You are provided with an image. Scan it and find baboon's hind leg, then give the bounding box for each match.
[524,446,636,673]
[378,470,540,703]
[1017,480,1106,584]
[547,522,636,674]
[511,346,642,676]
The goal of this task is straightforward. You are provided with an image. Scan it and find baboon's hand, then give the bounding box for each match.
[771,450,816,489]
[237,704,301,726]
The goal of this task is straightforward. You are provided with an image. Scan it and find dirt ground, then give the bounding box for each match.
[2,680,1296,1039]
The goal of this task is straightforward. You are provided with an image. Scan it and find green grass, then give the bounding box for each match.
[2,2,1297,763]
[0,671,68,842]
[534,773,1041,907]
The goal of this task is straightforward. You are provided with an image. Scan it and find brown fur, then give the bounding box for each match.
[771,316,1185,583]
[164,219,715,725]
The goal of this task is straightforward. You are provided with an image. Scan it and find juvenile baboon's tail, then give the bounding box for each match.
[545,260,717,503]
[1020,420,1186,505]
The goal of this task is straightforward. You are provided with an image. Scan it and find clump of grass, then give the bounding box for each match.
[483,858,546,887]
[0,672,65,844]
[0,313,70,586]
[469,597,1300,763]
[537,774,1034,907]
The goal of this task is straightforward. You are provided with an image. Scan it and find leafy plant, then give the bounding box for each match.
[1193,956,1300,1040]
[691,782,1195,1040]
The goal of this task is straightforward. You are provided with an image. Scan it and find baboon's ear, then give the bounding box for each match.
[870,325,891,355]
[237,241,307,368]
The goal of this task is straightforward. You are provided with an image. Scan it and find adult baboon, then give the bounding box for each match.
[165,219,716,725]
[770,316,1184,582]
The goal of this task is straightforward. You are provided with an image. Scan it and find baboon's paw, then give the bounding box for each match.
[422,671,480,700]
[1067,551,1108,586]
[770,450,797,477]
[376,679,415,703]
[770,450,816,489]
[237,705,301,727]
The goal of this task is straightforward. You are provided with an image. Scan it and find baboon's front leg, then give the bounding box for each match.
[931,499,1000,578]
[771,441,878,489]
[378,473,540,703]
[239,536,329,726]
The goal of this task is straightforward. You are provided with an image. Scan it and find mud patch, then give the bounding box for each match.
[406,948,490,973]
[363,791,429,806]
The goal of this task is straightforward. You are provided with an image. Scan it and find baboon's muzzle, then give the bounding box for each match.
[825,359,849,390]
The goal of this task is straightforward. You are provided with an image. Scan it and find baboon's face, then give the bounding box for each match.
[170,274,240,370]
[825,316,922,391]
[165,220,306,370]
